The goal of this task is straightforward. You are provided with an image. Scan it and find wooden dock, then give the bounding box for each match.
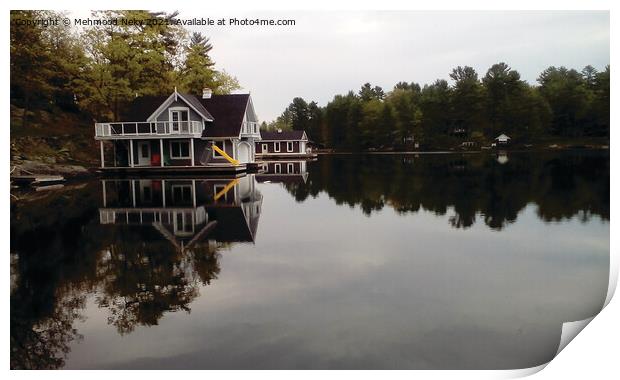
[98,164,248,178]
[11,175,66,186]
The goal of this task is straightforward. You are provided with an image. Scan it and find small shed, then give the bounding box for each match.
[494,134,511,145]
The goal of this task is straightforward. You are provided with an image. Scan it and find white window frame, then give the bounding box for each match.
[286,141,294,152]
[274,142,281,153]
[287,163,294,173]
[171,184,193,203]
[274,163,281,174]
[173,210,194,236]
[169,140,191,159]
[213,184,228,202]
[213,140,227,158]
[262,143,268,153]
[168,107,190,133]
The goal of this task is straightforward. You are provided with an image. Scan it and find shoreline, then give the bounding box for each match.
[10,146,609,182]
[315,146,610,156]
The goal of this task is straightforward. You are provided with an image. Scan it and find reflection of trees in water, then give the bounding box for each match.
[11,292,85,370]
[10,184,101,369]
[283,152,609,230]
[10,185,223,368]
[95,231,221,335]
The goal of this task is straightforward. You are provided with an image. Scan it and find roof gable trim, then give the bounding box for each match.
[147,91,214,122]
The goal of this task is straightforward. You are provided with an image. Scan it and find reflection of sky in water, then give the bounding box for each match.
[66,182,609,369]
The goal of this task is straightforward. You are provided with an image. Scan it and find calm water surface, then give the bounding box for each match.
[10,151,609,369]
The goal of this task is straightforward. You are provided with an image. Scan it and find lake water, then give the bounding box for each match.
[10,151,609,370]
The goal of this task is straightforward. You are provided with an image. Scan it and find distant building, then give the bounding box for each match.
[494,134,511,146]
[256,160,309,184]
[256,130,316,159]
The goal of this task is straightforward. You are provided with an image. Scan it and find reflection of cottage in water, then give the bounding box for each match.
[256,160,309,184]
[99,175,262,249]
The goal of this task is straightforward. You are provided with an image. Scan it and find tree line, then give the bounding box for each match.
[10,10,240,126]
[268,63,610,150]
[282,152,609,229]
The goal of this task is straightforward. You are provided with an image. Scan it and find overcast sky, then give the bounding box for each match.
[71,10,606,122]
[177,11,608,121]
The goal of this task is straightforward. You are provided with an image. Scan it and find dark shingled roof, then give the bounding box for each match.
[199,94,251,138]
[179,93,214,121]
[121,93,214,121]
[206,206,257,242]
[260,130,307,141]
[122,95,169,121]
[120,92,250,138]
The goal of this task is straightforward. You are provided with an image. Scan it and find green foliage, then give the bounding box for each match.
[537,65,609,137]
[178,32,241,96]
[274,63,609,150]
[10,10,86,126]
[10,10,242,126]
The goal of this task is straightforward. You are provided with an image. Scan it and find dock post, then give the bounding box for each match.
[190,139,195,166]
[100,141,105,168]
[160,139,164,167]
[192,179,196,207]
[131,180,136,207]
[129,139,135,168]
[102,180,107,207]
[162,180,166,207]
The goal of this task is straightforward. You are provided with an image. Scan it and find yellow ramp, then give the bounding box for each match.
[214,179,239,201]
[212,144,240,166]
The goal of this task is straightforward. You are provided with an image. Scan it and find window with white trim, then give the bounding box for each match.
[274,142,281,152]
[170,141,190,159]
[262,143,268,153]
[287,163,294,173]
[213,141,226,157]
[213,184,229,202]
[169,108,189,133]
[287,141,294,152]
[274,163,281,174]
[171,184,193,203]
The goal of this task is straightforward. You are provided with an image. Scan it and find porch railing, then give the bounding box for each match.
[95,121,204,138]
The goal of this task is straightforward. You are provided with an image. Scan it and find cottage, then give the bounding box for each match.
[256,160,309,184]
[94,89,261,172]
[99,175,263,248]
[256,130,315,159]
[494,134,511,146]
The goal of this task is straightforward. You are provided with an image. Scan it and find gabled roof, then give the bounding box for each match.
[122,96,169,121]
[260,130,307,141]
[120,92,251,139]
[122,92,214,122]
[147,92,214,122]
[205,205,256,242]
[179,93,214,121]
[199,94,251,138]
[495,134,511,140]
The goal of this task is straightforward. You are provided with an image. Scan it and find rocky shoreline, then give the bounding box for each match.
[11,160,94,180]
